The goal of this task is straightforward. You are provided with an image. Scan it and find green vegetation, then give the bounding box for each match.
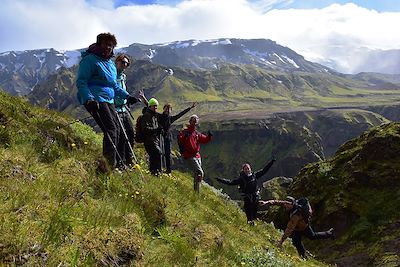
[0,91,328,266]
[287,122,400,266]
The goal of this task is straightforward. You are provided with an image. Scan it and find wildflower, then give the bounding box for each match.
[71,143,76,148]
[84,141,88,145]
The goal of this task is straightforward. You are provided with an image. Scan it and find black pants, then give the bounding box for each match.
[87,102,120,168]
[117,111,135,166]
[243,194,259,222]
[291,226,332,258]
[163,136,172,172]
[144,137,162,175]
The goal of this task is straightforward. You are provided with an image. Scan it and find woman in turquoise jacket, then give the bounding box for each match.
[114,54,147,167]
[76,33,137,168]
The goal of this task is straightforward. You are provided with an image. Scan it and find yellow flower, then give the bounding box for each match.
[119,194,122,197]
[135,191,140,195]
[84,141,88,145]
[71,143,76,148]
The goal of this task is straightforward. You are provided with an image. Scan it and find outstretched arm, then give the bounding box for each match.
[216,177,241,186]
[259,200,291,207]
[254,159,275,179]
[170,107,191,124]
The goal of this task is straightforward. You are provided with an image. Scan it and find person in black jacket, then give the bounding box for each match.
[141,98,163,175]
[217,157,276,224]
[158,102,197,173]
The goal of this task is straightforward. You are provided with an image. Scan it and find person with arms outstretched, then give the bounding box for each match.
[217,157,275,224]
[159,102,197,173]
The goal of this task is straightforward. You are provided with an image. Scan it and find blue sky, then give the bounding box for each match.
[114,0,400,12]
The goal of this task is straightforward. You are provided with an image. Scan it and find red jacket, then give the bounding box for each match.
[179,125,212,159]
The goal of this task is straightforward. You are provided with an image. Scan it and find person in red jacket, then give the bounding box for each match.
[178,114,212,193]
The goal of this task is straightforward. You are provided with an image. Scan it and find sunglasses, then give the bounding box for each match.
[121,59,130,66]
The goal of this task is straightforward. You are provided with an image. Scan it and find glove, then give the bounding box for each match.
[271,154,277,162]
[126,95,139,106]
[84,100,99,114]
[207,130,213,137]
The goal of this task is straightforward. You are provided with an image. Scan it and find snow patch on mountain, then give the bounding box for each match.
[147,49,156,59]
[212,39,232,45]
[282,55,299,68]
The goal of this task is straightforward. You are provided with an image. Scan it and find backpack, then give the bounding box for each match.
[294,198,312,223]
[135,115,144,143]
[177,129,198,155]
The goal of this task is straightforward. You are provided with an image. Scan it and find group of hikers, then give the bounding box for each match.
[76,32,334,258]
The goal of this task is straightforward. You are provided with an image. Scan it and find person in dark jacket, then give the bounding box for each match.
[76,33,138,168]
[216,158,275,224]
[159,102,197,173]
[114,54,148,167]
[260,197,334,258]
[141,98,162,175]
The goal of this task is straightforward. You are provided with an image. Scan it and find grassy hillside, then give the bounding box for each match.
[287,122,400,266]
[0,91,328,266]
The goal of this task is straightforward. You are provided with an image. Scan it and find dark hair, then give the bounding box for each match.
[96,33,117,46]
[115,53,131,65]
[163,103,172,110]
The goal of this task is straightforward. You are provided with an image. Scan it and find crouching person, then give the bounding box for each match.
[260,197,334,258]
[178,115,212,193]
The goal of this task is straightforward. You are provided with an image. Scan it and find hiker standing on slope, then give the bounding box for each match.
[178,115,212,193]
[141,98,163,175]
[114,54,148,168]
[159,102,197,173]
[76,33,138,168]
[216,157,275,224]
[260,197,334,258]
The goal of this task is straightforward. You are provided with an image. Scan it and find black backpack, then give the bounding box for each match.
[294,198,312,223]
[135,115,144,143]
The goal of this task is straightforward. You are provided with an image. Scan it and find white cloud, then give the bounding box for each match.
[0,0,399,72]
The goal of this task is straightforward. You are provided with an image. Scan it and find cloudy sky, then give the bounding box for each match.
[1,0,399,70]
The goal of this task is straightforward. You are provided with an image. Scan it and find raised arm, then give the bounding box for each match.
[254,159,275,179]
[171,102,197,123]
[138,90,149,106]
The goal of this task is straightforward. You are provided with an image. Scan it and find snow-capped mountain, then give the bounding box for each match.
[0,48,80,95]
[123,38,333,74]
[0,38,335,96]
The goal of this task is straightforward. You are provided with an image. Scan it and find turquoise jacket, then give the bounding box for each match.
[115,72,128,112]
[76,51,129,105]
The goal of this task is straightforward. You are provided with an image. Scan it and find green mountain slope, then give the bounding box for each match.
[286,122,400,266]
[28,60,400,121]
[0,91,328,266]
